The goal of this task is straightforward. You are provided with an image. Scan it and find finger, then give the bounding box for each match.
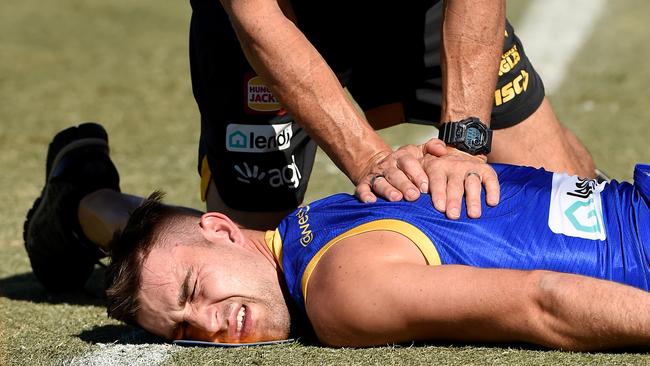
[396,154,428,195]
[428,169,448,213]
[423,138,448,157]
[372,173,403,202]
[481,167,500,206]
[421,157,447,212]
[396,144,423,159]
[464,172,483,218]
[355,182,377,203]
[445,172,465,220]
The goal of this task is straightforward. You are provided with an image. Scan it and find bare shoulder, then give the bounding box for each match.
[304,230,427,345]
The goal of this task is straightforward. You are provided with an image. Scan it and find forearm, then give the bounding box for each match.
[421,268,650,351]
[221,0,391,183]
[532,271,650,351]
[317,262,650,350]
[440,0,505,125]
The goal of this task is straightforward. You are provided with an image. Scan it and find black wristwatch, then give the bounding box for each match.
[438,117,492,155]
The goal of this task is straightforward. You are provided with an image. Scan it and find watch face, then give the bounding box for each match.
[465,126,484,148]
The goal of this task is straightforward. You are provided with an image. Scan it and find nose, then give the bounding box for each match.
[185,306,225,340]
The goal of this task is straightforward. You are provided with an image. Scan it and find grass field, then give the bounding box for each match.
[2,0,650,364]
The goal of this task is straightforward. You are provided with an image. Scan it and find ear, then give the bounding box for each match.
[199,212,246,245]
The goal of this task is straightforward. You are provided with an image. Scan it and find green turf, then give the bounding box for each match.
[2,0,650,365]
[547,0,650,179]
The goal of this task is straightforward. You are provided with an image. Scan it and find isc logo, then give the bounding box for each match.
[494,70,529,106]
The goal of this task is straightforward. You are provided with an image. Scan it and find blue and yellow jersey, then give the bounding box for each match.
[265,164,650,313]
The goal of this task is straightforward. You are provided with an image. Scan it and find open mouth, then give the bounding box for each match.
[236,305,247,335]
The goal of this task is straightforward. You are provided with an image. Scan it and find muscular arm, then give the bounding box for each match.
[221,0,503,215]
[418,0,505,218]
[306,232,650,350]
[440,0,504,125]
[219,0,391,185]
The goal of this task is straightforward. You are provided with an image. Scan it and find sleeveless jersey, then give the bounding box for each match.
[265,164,650,313]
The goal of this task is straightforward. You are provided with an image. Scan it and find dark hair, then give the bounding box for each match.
[105,191,196,326]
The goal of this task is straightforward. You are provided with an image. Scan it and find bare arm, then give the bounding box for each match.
[306,232,650,350]
[358,0,506,213]
[220,0,392,186]
[421,0,505,218]
[221,0,502,215]
[440,0,503,125]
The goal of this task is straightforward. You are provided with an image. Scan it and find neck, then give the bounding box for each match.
[242,229,278,268]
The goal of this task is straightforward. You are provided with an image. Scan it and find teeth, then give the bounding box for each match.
[236,306,246,333]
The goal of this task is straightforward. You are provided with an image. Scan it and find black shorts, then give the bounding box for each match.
[189,0,545,211]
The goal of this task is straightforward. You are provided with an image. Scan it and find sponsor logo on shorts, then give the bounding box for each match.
[295,205,313,246]
[226,123,292,153]
[246,76,281,113]
[494,69,529,106]
[233,155,302,189]
[548,174,607,240]
[498,45,521,76]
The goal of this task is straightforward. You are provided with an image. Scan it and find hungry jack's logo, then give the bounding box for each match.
[245,74,281,113]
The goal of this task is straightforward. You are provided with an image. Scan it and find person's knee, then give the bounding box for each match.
[560,126,595,177]
[489,98,595,177]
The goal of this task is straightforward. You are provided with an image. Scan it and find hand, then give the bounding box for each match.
[421,145,500,219]
[354,141,444,204]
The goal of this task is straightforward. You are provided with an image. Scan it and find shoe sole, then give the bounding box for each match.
[26,122,109,242]
[23,122,113,291]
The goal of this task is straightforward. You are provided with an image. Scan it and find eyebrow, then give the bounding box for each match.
[177,267,193,307]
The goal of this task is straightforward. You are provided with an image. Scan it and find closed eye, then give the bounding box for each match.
[190,276,198,302]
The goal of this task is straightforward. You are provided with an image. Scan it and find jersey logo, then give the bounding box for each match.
[295,205,313,246]
[226,123,292,153]
[548,174,606,240]
[245,75,281,113]
[233,155,302,189]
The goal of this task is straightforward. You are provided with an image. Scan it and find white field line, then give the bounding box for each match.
[65,344,177,366]
[516,0,607,94]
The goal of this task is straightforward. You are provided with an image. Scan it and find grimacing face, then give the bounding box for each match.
[134,223,291,343]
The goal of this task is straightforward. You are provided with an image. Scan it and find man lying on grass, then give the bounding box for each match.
[25,124,650,351]
[105,168,650,351]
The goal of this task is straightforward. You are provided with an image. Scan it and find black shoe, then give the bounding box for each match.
[24,123,120,291]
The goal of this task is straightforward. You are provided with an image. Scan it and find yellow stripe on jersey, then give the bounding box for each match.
[265,229,284,271]
[301,219,442,302]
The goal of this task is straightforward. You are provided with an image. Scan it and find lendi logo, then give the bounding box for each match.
[295,205,313,246]
[226,123,292,153]
[247,76,280,112]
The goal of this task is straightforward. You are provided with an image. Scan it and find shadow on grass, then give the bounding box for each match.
[0,266,106,306]
[78,324,167,345]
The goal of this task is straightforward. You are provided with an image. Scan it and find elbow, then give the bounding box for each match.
[312,318,386,348]
[528,270,590,351]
